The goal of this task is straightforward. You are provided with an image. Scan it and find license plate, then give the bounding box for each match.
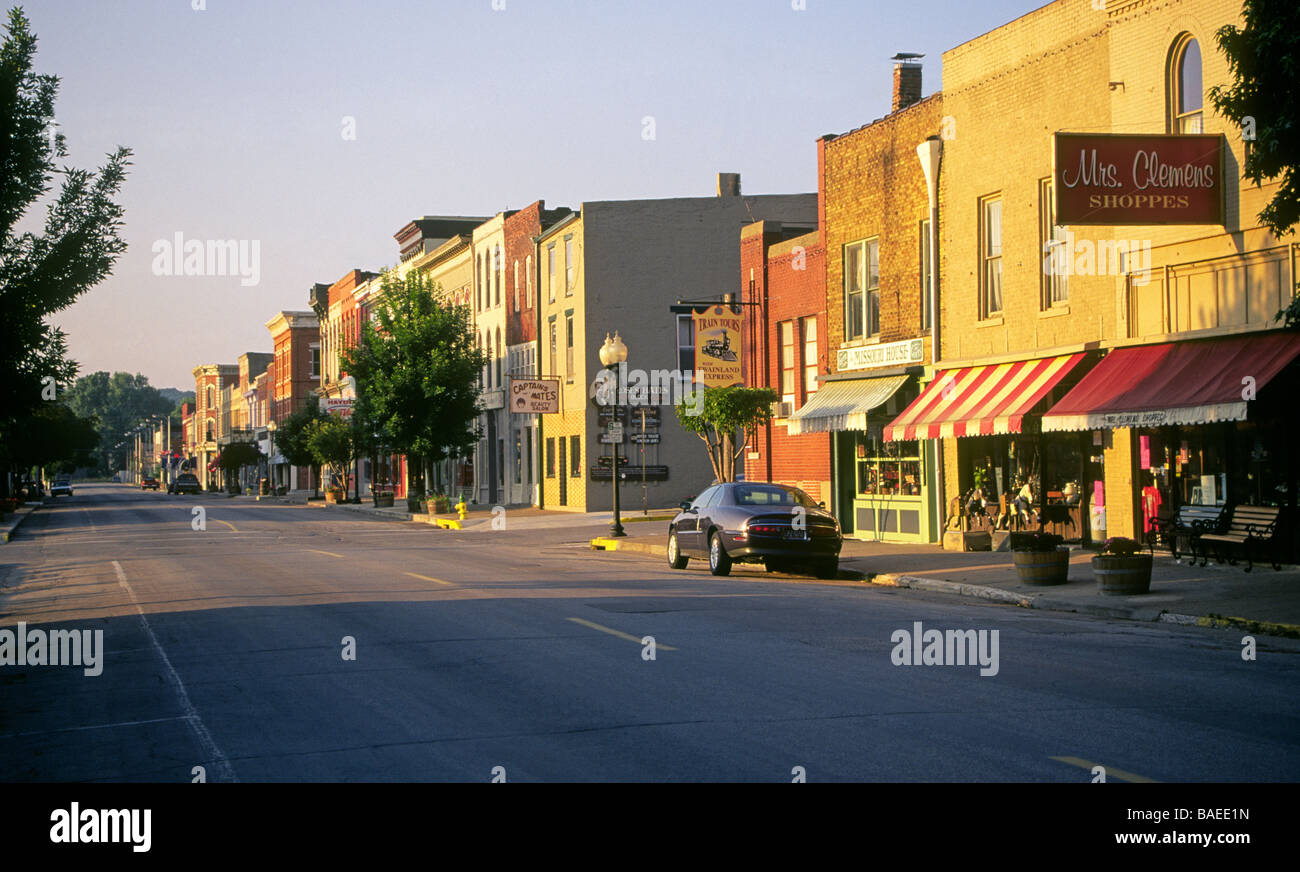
[784,530,808,541]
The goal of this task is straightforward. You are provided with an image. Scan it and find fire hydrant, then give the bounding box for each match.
[456,497,468,521]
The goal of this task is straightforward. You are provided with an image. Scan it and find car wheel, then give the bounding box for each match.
[666,530,689,570]
[708,531,732,577]
[812,559,839,580]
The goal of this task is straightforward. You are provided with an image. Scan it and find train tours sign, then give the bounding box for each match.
[693,306,743,388]
[1053,133,1224,225]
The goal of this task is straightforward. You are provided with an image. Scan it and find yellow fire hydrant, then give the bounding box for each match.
[456,498,468,521]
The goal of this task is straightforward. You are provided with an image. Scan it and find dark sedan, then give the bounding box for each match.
[666,482,842,578]
[170,473,202,495]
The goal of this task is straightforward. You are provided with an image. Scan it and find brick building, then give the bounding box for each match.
[266,310,320,493]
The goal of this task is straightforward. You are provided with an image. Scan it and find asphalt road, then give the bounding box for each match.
[1,483,1296,782]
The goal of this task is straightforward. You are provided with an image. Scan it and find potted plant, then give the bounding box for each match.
[1009,530,1069,584]
[325,486,344,504]
[1093,536,1152,595]
[373,486,394,508]
[430,493,451,514]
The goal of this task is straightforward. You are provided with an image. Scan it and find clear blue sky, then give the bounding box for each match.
[29,0,1039,390]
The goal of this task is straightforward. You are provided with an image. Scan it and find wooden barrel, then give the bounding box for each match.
[1094,555,1153,595]
[1012,548,1069,585]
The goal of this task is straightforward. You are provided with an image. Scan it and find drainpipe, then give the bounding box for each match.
[917,136,944,537]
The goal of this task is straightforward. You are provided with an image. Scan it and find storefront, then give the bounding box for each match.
[1042,331,1300,548]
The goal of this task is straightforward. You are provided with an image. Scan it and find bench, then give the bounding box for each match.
[1148,503,1226,560]
[1197,504,1283,572]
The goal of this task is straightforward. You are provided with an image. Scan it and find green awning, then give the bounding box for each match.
[785,375,909,435]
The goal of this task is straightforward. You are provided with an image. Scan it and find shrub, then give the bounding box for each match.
[1099,536,1144,557]
[1009,530,1064,553]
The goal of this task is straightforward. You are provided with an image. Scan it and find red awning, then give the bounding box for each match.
[1042,332,1300,431]
[884,353,1087,441]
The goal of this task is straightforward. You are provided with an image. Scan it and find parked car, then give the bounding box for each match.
[140,476,160,491]
[666,482,841,578]
[170,473,201,495]
[50,478,73,497]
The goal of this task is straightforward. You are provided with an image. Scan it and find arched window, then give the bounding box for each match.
[206,385,214,408]
[496,327,502,386]
[494,245,502,307]
[1169,34,1203,133]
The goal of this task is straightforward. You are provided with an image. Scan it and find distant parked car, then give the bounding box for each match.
[666,482,842,578]
[170,473,201,495]
[141,476,160,491]
[50,478,73,497]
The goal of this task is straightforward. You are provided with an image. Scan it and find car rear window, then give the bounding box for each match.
[732,485,817,508]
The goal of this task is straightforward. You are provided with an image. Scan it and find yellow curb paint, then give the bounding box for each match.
[434,519,461,530]
[213,519,238,532]
[307,549,344,559]
[566,617,677,651]
[1050,756,1159,783]
[404,572,453,586]
[590,538,621,550]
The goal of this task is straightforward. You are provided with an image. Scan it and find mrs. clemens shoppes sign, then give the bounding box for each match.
[838,338,924,372]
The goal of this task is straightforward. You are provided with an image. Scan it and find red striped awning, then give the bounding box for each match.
[884,353,1087,441]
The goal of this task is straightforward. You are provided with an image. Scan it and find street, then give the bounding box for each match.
[1,483,1296,783]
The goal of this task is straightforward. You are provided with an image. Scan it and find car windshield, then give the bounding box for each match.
[731,484,818,508]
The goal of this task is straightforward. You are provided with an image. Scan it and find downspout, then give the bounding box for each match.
[917,136,944,538]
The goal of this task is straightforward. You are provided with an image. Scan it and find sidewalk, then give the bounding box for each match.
[592,523,1300,637]
[296,497,678,532]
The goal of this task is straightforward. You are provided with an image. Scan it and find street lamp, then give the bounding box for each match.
[599,331,628,537]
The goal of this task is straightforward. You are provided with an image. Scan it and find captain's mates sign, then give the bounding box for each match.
[693,306,743,387]
[1054,133,1225,225]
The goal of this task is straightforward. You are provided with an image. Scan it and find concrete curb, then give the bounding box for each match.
[0,504,39,543]
[591,537,666,557]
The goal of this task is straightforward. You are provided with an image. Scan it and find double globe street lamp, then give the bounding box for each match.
[598,331,628,538]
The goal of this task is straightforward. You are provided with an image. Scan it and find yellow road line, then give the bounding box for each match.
[213,519,238,532]
[307,549,344,559]
[566,617,677,651]
[404,572,453,586]
[1051,756,1159,783]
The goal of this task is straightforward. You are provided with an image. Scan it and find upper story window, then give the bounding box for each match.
[310,346,320,378]
[843,239,879,341]
[564,235,575,293]
[513,260,521,312]
[919,219,933,331]
[547,244,556,302]
[565,313,575,376]
[780,320,795,403]
[493,245,502,307]
[979,194,1003,319]
[549,318,557,376]
[1169,34,1203,134]
[1039,178,1068,308]
[803,316,818,395]
[525,255,533,309]
[676,314,694,372]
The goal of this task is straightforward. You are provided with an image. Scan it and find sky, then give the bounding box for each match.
[28,0,1041,391]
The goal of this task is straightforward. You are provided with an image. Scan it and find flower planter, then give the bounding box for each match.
[428,497,451,514]
[373,494,394,508]
[325,490,344,504]
[1093,553,1153,595]
[1012,547,1070,585]
[406,497,425,513]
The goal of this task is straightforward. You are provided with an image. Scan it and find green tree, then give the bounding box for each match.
[674,385,778,483]
[341,270,485,495]
[273,397,328,495]
[63,371,173,472]
[1209,0,1300,243]
[0,8,132,485]
[217,441,261,492]
[2,401,99,480]
[306,415,359,501]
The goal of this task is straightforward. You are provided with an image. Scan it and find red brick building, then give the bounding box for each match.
[266,310,321,492]
[741,221,831,503]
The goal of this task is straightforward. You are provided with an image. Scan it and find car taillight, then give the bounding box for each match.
[747,524,784,536]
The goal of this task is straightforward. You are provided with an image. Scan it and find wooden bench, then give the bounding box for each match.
[1196,504,1283,572]
[1149,503,1226,561]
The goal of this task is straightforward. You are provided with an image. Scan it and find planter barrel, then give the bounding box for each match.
[1012,548,1070,585]
[1093,554,1153,595]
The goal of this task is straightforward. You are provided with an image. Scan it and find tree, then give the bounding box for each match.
[217,441,261,491]
[0,401,98,479]
[0,8,132,485]
[674,385,778,483]
[63,371,173,473]
[1209,0,1300,242]
[306,415,360,501]
[341,270,485,496]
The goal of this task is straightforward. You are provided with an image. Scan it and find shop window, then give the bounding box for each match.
[780,321,795,403]
[802,316,818,395]
[979,195,1003,319]
[1039,178,1068,308]
[514,432,522,484]
[1169,34,1203,134]
[855,433,922,497]
[546,437,556,477]
[919,219,932,330]
[570,435,581,476]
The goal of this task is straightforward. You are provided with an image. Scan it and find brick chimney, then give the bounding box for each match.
[891,54,924,112]
[716,172,741,197]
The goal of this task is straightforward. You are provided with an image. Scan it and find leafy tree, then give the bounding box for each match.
[63,371,173,472]
[2,401,99,480]
[217,441,261,477]
[274,396,327,470]
[306,415,359,501]
[341,270,485,495]
[1208,0,1300,242]
[674,385,778,483]
[0,8,131,484]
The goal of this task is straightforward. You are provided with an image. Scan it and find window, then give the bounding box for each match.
[524,428,532,483]
[979,195,1003,319]
[565,313,574,377]
[855,433,923,497]
[485,331,491,387]
[310,346,320,378]
[513,260,521,312]
[205,419,214,441]
[494,245,502,307]
[525,255,533,309]
[495,328,502,386]
[497,438,504,486]
[546,437,556,477]
[206,386,214,408]
[570,435,581,477]
[476,255,482,311]
[513,432,522,484]
[919,219,932,330]
[843,239,879,340]
[780,321,795,403]
[1169,35,1203,134]
[547,244,556,302]
[802,316,818,395]
[549,318,557,376]
[1039,178,1068,307]
[677,315,695,373]
[564,234,574,293]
